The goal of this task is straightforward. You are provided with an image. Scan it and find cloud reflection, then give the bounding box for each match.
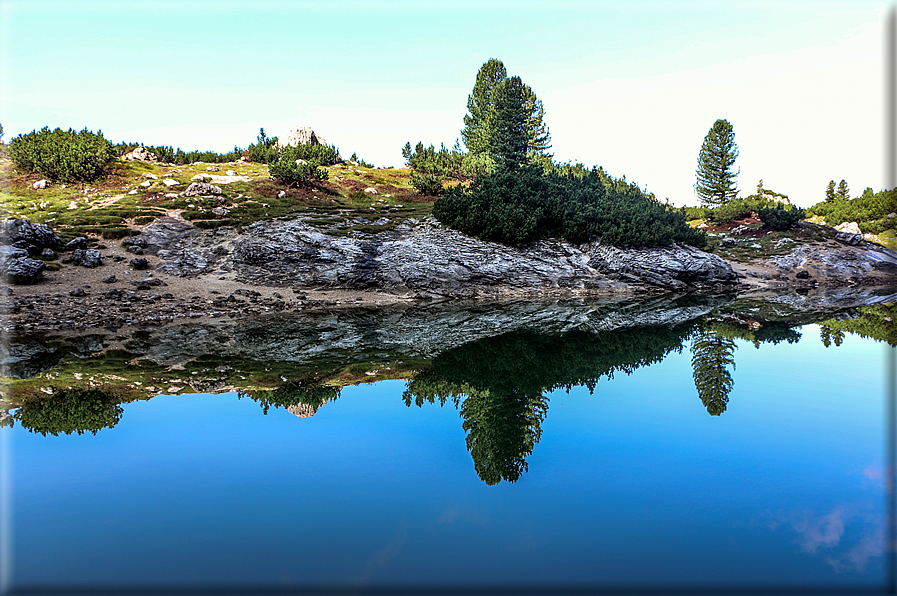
[767,505,888,574]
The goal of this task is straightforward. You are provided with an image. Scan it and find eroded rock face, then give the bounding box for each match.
[229,220,626,296]
[586,244,737,291]
[130,218,738,297]
[769,243,897,281]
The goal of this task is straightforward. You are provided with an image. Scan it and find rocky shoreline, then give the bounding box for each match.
[1,215,896,331]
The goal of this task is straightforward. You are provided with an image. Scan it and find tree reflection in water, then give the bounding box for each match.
[404,325,695,484]
[690,329,737,416]
[13,387,124,436]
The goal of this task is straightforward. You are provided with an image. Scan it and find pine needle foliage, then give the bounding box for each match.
[690,329,737,416]
[11,127,116,182]
[695,119,740,206]
[433,165,706,248]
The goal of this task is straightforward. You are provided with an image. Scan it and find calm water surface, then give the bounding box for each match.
[1,298,895,594]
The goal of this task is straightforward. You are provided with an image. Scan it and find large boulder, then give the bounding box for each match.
[279,127,324,147]
[0,219,60,249]
[120,146,158,161]
[181,182,223,197]
[0,246,45,284]
[71,249,103,268]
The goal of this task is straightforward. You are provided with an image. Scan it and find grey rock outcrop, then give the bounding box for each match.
[124,217,741,296]
[219,219,736,297]
[587,243,737,291]
[279,127,324,147]
[770,243,897,282]
[156,249,207,276]
[123,218,203,255]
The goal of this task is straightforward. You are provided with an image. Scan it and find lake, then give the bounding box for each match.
[1,289,895,594]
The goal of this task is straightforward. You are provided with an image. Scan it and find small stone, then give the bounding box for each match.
[128,245,144,255]
[139,181,153,188]
[69,288,88,297]
[796,270,811,279]
[277,190,287,199]
[128,190,138,195]
[226,170,237,176]
[40,248,56,259]
[102,274,117,283]
[64,237,87,250]
[129,257,150,270]
[143,173,159,180]
[206,166,219,171]
[32,179,48,190]
[364,187,379,195]
[162,178,179,187]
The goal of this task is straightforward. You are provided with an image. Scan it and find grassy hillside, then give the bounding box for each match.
[0,152,438,242]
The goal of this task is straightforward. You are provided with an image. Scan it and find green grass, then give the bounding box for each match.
[1,154,436,239]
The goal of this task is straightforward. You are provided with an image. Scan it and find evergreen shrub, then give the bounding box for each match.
[757,205,805,230]
[433,165,706,248]
[269,157,328,187]
[11,127,116,182]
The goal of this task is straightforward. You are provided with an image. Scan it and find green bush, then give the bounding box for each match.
[240,378,341,415]
[269,157,328,187]
[10,127,116,182]
[350,152,374,168]
[410,173,444,196]
[279,142,342,166]
[112,142,241,164]
[706,197,776,226]
[757,205,805,230]
[433,165,706,248]
[808,188,897,230]
[859,217,892,234]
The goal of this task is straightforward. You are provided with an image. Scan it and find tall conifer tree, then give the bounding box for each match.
[460,58,550,173]
[695,119,740,206]
[836,179,850,200]
[825,180,837,202]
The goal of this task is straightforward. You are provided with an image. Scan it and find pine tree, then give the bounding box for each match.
[690,329,737,416]
[694,119,740,206]
[460,58,551,172]
[825,180,836,202]
[489,76,530,170]
[461,58,507,155]
[836,179,850,200]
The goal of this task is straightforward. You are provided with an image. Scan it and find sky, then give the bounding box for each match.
[0,0,889,207]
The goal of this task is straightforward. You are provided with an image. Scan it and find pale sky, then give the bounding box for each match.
[0,0,888,207]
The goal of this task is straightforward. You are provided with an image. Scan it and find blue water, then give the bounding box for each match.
[3,325,893,593]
